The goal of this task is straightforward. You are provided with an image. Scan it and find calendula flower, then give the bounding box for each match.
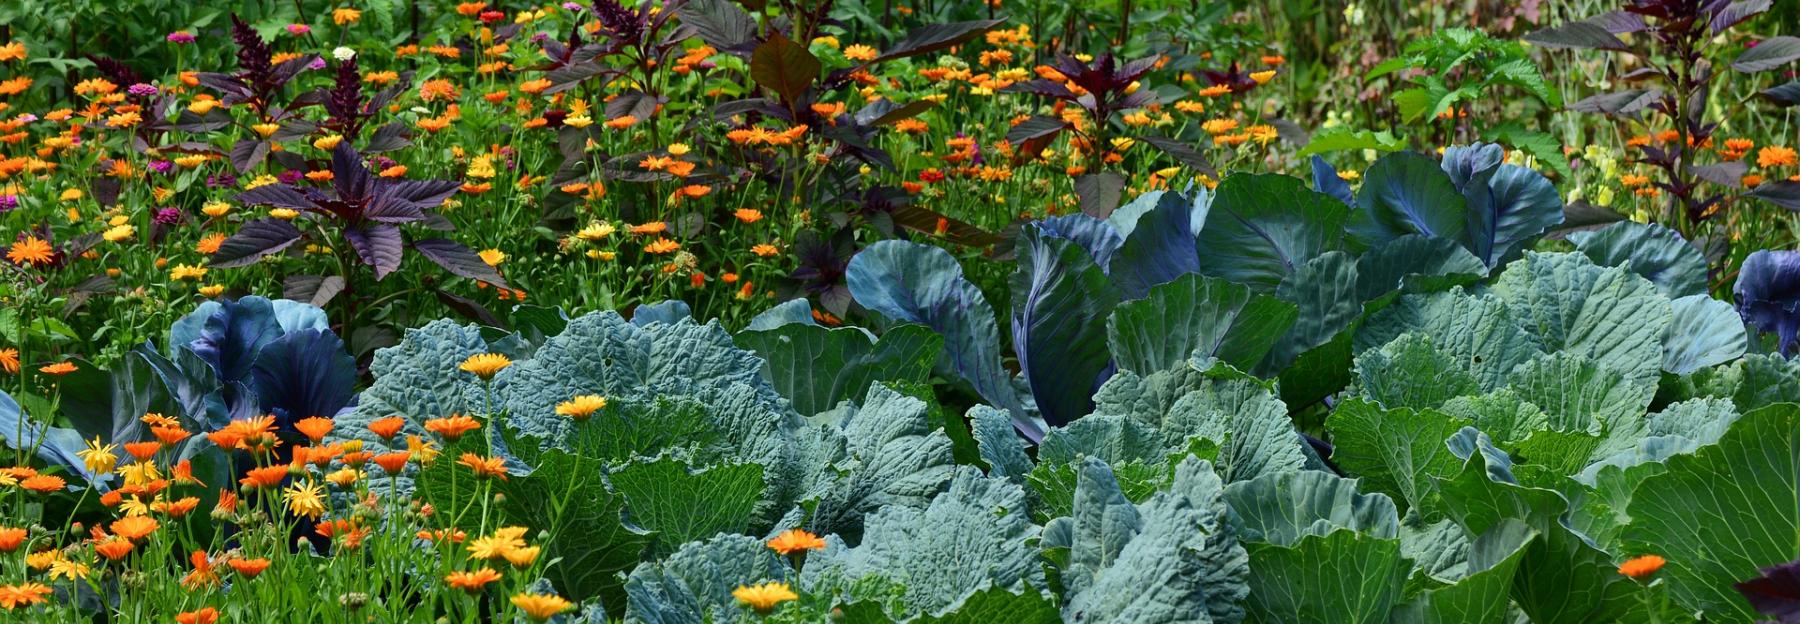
[78,437,119,475]
[468,526,529,560]
[294,416,334,442]
[284,480,327,519]
[458,353,512,379]
[38,362,77,376]
[458,453,509,480]
[6,236,53,266]
[1618,554,1665,579]
[228,557,271,578]
[425,414,482,441]
[511,593,574,621]
[767,529,827,554]
[19,474,65,492]
[175,607,220,624]
[49,557,91,581]
[446,568,502,592]
[555,395,607,420]
[479,248,506,266]
[645,238,680,254]
[576,222,615,241]
[0,349,17,374]
[0,527,28,552]
[0,582,53,610]
[94,537,134,561]
[1761,145,1799,168]
[502,545,540,568]
[111,515,159,541]
[733,582,798,613]
[170,264,209,281]
[368,416,406,440]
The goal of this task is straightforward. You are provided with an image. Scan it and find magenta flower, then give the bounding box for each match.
[167,31,196,44]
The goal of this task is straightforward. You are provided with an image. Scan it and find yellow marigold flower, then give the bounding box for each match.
[60,188,83,201]
[199,285,225,297]
[733,582,798,613]
[479,248,506,266]
[314,135,344,150]
[103,224,135,243]
[283,481,327,519]
[1618,554,1665,579]
[1201,118,1239,135]
[1198,84,1232,97]
[333,7,362,25]
[459,353,513,380]
[49,558,91,581]
[556,395,607,420]
[1250,70,1277,84]
[77,437,119,475]
[564,115,594,129]
[174,154,209,168]
[170,264,209,281]
[511,593,573,621]
[766,529,826,554]
[577,222,615,241]
[270,208,300,220]
[844,44,878,62]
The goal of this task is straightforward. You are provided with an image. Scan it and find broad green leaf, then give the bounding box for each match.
[1505,352,1654,434]
[804,385,956,541]
[1566,221,1708,298]
[1357,289,1545,391]
[609,456,764,551]
[1660,295,1748,375]
[1490,252,1672,385]
[970,406,1032,481]
[1352,235,1488,303]
[735,323,941,417]
[1224,471,1400,546]
[1011,226,1120,426]
[1108,273,1297,375]
[1295,128,1405,159]
[1242,531,1408,624]
[1326,398,1468,513]
[1043,457,1250,623]
[1195,173,1351,292]
[1350,152,1469,249]
[1390,520,1537,624]
[622,535,792,623]
[1261,251,1360,374]
[1353,333,1481,410]
[913,585,1061,624]
[1461,161,1565,268]
[803,470,1045,619]
[1623,404,1800,620]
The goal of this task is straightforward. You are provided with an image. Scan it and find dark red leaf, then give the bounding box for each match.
[211,219,305,268]
[876,19,1006,62]
[344,223,404,280]
[412,238,510,288]
[749,32,820,104]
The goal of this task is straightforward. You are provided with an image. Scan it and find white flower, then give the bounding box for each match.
[333,47,356,61]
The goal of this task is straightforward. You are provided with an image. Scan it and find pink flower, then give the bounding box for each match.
[286,23,312,35]
[167,31,196,44]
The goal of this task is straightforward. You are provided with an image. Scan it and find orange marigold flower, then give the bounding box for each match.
[123,441,161,461]
[372,452,411,474]
[294,416,335,442]
[175,607,220,624]
[19,474,65,493]
[239,465,288,489]
[228,557,271,578]
[645,238,680,254]
[425,414,483,441]
[94,537,134,561]
[604,115,638,129]
[735,208,764,223]
[181,550,218,589]
[1760,145,1799,168]
[766,529,827,554]
[0,348,17,374]
[0,527,27,552]
[446,568,503,593]
[0,582,53,610]
[458,453,509,480]
[1618,554,1665,579]
[7,236,54,266]
[110,515,160,541]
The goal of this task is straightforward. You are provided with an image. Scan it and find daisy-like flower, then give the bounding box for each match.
[424,414,482,441]
[0,527,28,552]
[111,516,159,541]
[458,453,509,480]
[78,437,119,475]
[39,361,78,375]
[19,474,65,493]
[732,582,799,613]
[479,248,506,266]
[284,481,327,519]
[6,236,54,266]
[368,416,407,440]
[446,568,503,593]
[511,593,574,621]
[1760,145,1799,168]
[459,353,513,380]
[294,416,335,442]
[766,529,827,555]
[228,557,271,578]
[555,395,607,420]
[0,348,17,374]
[0,582,53,610]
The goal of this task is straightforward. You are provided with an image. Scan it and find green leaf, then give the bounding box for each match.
[1490,252,1672,385]
[1196,173,1351,292]
[970,406,1032,481]
[1353,333,1481,410]
[1661,295,1748,375]
[1295,128,1406,159]
[804,385,956,541]
[1357,289,1545,391]
[1484,125,1572,179]
[1043,456,1250,623]
[1350,152,1470,249]
[1326,398,1468,514]
[735,323,942,416]
[1390,520,1537,624]
[1566,221,1707,299]
[609,456,764,550]
[913,585,1060,624]
[1011,226,1120,425]
[1261,251,1361,374]
[1225,471,1400,546]
[802,470,1045,619]
[623,534,792,623]
[1242,531,1408,624]
[1623,404,1800,620]
[1352,235,1488,303]
[1505,352,1654,435]
[1107,273,1298,375]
